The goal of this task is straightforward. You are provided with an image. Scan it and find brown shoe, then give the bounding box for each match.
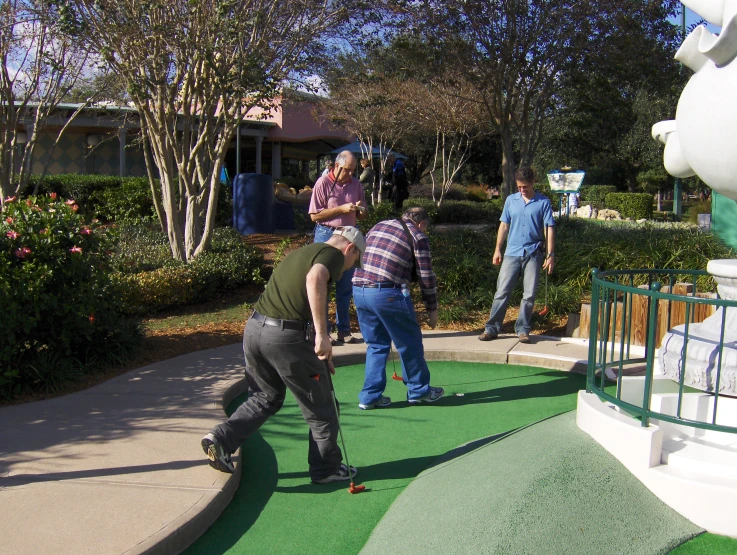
[518,333,530,344]
[478,332,498,341]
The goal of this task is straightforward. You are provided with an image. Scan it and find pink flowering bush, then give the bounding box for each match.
[0,195,140,398]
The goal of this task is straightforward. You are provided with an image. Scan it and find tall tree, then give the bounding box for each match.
[0,0,90,203]
[403,76,482,205]
[320,49,414,205]
[536,4,683,190]
[399,0,682,197]
[55,0,362,261]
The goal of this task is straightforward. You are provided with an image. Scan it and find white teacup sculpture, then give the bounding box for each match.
[653,0,737,394]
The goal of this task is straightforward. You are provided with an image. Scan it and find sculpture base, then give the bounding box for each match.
[659,260,737,395]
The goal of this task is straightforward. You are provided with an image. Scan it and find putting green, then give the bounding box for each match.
[183,362,736,554]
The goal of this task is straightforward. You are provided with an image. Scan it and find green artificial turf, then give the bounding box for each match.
[183,361,737,555]
[671,533,737,554]
[185,362,589,554]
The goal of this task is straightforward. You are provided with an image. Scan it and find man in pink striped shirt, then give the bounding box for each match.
[309,150,367,344]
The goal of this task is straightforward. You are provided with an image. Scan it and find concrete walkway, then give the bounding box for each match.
[0,330,590,555]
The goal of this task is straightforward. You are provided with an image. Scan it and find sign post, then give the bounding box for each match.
[547,169,586,217]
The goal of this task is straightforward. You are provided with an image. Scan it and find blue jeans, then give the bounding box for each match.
[484,250,544,336]
[353,284,431,404]
[313,224,355,334]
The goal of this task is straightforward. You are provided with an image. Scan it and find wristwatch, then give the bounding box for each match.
[546,253,555,258]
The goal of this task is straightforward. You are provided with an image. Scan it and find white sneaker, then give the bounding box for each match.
[358,395,391,410]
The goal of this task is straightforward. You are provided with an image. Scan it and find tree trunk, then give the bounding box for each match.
[500,127,516,198]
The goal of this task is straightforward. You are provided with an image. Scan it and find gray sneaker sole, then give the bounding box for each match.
[201,437,234,474]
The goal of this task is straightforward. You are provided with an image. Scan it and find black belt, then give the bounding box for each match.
[358,282,400,289]
[251,311,306,331]
[316,223,338,230]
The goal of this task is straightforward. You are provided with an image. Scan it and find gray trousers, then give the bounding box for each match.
[211,317,343,481]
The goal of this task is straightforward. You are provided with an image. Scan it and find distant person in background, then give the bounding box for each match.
[321,158,334,178]
[479,167,555,344]
[568,192,579,215]
[385,154,409,211]
[309,150,367,345]
[358,158,376,198]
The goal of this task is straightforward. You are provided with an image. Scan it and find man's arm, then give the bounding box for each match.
[493,222,509,265]
[310,204,362,222]
[414,234,438,317]
[542,226,555,274]
[306,263,332,362]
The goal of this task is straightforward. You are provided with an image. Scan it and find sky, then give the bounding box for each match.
[670,5,720,37]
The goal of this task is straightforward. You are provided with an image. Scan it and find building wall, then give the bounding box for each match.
[30,131,147,177]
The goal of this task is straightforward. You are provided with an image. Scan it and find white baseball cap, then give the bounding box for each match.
[332,226,366,268]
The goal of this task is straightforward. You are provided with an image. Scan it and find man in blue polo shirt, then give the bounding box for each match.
[479,167,555,343]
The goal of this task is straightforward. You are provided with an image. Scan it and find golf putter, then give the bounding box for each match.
[390,342,403,381]
[539,228,550,317]
[325,361,365,494]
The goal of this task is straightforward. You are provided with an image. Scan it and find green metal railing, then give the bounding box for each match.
[586,268,737,434]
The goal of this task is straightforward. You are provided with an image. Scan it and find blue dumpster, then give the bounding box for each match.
[272,200,295,230]
[233,173,274,235]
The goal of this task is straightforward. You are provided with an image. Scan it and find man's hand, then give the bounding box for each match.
[341,202,362,214]
[428,310,439,329]
[314,331,333,363]
[325,359,336,375]
[492,249,503,265]
[542,256,555,274]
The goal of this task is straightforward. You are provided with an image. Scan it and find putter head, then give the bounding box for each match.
[539,306,549,316]
[392,372,403,381]
[349,483,366,494]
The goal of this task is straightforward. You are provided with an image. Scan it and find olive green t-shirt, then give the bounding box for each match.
[254,242,344,322]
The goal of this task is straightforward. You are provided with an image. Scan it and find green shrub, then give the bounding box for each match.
[605,192,653,220]
[24,174,122,210]
[423,218,734,328]
[112,226,264,315]
[110,223,177,274]
[0,194,141,398]
[406,198,501,225]
[293,205,312,233]
[535,179,553,199]
[216,182,233,227]
[686,198,712,224]
[464,184,488,202]
[116,265,200,314]
[89,177,157,222]
[357,201,400,233]
[580,185,617,209]
[409,182,467,201]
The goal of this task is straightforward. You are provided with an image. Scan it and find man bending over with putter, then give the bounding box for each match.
[352,207,443,409]
[202,226,366,484]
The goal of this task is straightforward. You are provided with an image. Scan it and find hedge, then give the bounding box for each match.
[605,192,654,220]
[580,185,617,209]
[112,226,264,315]
[0,194,141,398]
[405,198,502,225]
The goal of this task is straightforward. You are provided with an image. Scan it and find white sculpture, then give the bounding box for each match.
[652,0,737,394]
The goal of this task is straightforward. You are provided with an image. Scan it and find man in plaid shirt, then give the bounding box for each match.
[352,207,444,409]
